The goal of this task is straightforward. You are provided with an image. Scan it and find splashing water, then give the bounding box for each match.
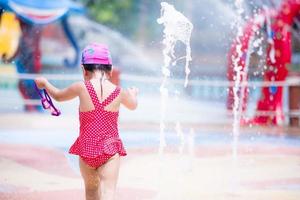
[156,3,193,199]
[231,0,245,192]
[157,2,193,88]
[157,1,193,155]
[263,5,276,64]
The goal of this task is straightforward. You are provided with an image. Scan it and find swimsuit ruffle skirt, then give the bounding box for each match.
[69,81,126,168]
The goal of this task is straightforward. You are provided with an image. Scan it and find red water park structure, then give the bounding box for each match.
[227,0,300,126]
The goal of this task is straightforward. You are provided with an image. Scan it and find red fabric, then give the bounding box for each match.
[81,154,113,168]
[69,81,126,168]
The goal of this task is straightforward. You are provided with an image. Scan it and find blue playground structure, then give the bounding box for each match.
[0,0,84,111]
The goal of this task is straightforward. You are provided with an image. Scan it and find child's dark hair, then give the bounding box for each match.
[83,64,113,100]
[83,64,112,72]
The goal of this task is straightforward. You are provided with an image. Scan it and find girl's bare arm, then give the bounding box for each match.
[121,87,138,110]
[35,77,82,102]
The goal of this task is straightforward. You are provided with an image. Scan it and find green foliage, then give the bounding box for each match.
[78,0,163,42]
[80,0,139,36]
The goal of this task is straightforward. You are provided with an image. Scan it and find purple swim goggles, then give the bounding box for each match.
[34,83,61,116]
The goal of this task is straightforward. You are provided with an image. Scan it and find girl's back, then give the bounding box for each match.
[79,79,121,113]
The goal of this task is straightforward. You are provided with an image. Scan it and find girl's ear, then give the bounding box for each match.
[110,66,114,78]
[81,66,87,76]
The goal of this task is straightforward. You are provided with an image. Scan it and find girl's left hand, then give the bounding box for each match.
[35,77,48,89]
[128,87,139,97]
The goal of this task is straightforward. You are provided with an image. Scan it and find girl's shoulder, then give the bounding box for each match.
[106,81,121,92]
[118,86,125,93]
[74,80,85,88]
[69,81,86,92]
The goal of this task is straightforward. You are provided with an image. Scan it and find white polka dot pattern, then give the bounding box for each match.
[69,81,126,167]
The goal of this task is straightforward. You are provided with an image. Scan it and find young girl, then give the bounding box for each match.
[35,43,138,200]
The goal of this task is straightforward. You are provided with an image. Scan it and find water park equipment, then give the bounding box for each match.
[0,0,83,111]
[0,11,21,61]
[227,0,300,125]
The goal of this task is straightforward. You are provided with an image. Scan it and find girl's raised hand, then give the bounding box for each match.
[128,87,139,97]
[121,87,138,110]
[35,76,48,89]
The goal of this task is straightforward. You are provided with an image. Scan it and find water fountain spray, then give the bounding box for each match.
[231,0,245,192]
[157,1,193,155]
[156,3,193,198]
[263,5,276,64]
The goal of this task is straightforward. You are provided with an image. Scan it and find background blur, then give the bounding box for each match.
[1,0,296,121]
[0,0,300,200]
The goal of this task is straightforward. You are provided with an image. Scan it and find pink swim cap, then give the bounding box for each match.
[81,43,112,65]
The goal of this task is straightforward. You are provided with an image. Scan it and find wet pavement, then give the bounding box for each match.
[0,113,300,199]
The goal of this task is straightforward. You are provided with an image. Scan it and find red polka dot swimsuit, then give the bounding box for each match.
[69,81,127,168]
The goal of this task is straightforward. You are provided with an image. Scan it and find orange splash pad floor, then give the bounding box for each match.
[0,114,300,199]
[0,141,300,200]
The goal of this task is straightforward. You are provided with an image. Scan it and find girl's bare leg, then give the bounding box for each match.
[98,154,120,200]
[79,157,100,200]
